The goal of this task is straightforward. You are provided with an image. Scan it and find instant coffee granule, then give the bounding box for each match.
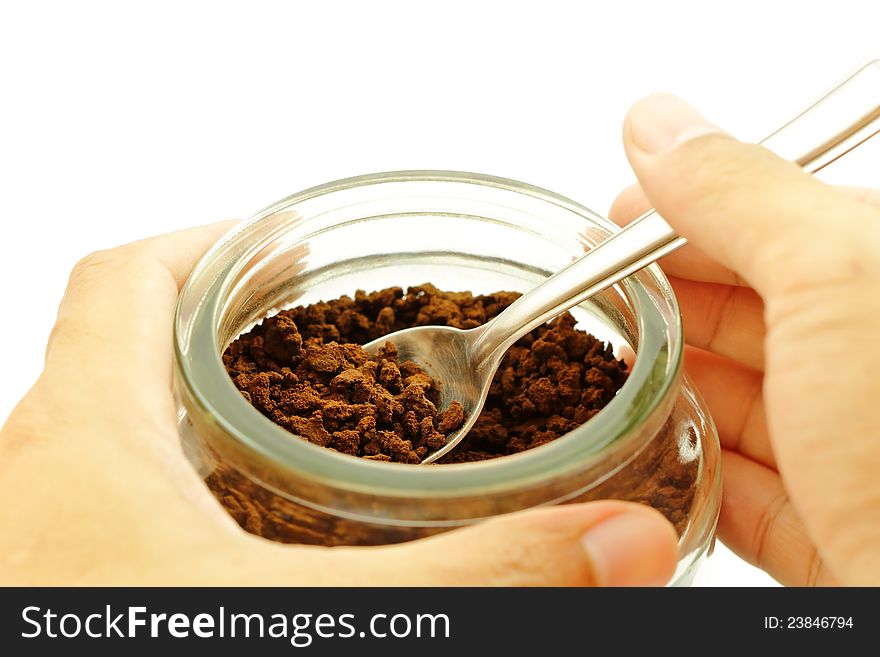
[222,309,465,464]
[206,284,698,543]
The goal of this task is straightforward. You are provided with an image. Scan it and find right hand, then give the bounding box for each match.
[611,93,880,585]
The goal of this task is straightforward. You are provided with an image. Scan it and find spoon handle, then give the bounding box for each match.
[471,60,880,369]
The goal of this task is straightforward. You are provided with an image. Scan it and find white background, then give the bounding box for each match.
[2,1,878,586]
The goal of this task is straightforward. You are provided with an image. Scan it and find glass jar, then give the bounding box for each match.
[174,171,721,586]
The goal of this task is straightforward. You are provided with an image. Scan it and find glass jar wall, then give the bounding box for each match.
[174,171,721,586]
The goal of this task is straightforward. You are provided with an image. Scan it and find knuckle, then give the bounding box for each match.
[752,490,789,572]
[66,246,167,297]
[700,284,737,352]
[475,540,557,585]
[473,520,598,586]
[71,248,121,277]
[50,247,169,355]
[68,247,131,290]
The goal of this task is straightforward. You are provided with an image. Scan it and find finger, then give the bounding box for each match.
[47,220,236,367]
[608,183,746,286]
[684,346,774,469]
[622,93,879,299]
[130,220,240,288]
[607,182,651,223]
[351,502,679,586]
[38,221,237,423]
[607,183,880,286]
[718,450,836,586]
[177,502,678,586]
[672,276,765,370]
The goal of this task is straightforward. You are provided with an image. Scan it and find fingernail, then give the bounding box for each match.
[627,93,723,154]
[581,511,678,586]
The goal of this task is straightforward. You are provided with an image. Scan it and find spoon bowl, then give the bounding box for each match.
[363,325,491,464]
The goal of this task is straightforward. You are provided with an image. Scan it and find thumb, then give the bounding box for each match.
[370,501,679,586]
[622,93,877,298]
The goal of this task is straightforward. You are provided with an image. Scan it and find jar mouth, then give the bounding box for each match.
[175,170,683,499]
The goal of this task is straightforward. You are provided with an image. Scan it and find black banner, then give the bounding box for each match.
[0,588,873,654]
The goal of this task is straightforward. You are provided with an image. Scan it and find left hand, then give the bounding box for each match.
[0,222,678,585]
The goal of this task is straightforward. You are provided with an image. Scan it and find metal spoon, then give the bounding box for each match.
[364,60,880,464]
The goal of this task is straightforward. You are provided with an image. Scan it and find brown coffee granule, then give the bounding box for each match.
[207,285,698,544]
[222,284,627,464]
[223,317,465,464]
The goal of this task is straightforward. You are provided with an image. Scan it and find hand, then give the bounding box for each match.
[610,94,880,585]
[0,224,678,585]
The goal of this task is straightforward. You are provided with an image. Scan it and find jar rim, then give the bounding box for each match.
[174,170,683,499]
